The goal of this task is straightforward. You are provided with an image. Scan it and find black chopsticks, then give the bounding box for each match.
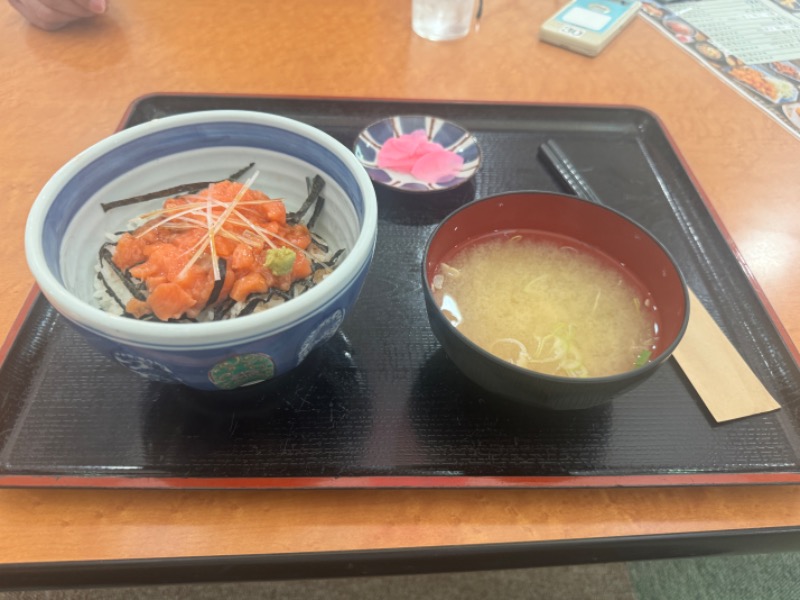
[537,139,604,205]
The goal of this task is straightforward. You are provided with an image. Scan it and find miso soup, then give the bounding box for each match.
[431,231,659,378]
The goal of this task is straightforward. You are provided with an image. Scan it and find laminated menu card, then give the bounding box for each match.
[641,0,800,138]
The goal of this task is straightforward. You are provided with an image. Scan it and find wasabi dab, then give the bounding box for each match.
[264,247,297,276]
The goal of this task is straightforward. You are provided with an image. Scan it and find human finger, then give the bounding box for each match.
[8,0,101,30]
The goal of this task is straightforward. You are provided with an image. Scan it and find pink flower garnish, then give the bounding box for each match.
[377,129,464,184]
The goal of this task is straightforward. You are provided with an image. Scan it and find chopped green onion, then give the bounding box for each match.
[634,349,652,368]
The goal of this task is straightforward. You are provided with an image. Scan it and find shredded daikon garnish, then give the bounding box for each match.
[176,171,259,281]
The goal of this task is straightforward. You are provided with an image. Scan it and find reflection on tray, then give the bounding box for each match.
[142,332,375,476]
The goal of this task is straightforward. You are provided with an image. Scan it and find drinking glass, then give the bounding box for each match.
[412,0,477,42]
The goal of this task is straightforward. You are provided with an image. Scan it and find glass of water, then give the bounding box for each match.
[412,0,478,42]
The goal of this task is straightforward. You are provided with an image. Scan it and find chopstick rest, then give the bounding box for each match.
[537,139,781,422]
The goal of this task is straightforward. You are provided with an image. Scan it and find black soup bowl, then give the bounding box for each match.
[422,191,690,410]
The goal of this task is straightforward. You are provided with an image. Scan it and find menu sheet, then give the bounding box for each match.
[640,0,800,139]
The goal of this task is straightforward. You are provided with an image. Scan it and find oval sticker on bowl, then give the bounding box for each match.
[208,353,276,390]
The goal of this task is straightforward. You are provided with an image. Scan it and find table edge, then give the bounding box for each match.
[3,526,800,591]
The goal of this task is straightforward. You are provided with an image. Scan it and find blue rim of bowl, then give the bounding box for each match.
[353,115,481,193]
[24,110,378,350]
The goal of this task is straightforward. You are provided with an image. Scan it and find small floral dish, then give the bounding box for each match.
[353,115,481,193]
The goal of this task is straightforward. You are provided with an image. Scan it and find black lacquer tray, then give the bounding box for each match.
[2,94,800,489]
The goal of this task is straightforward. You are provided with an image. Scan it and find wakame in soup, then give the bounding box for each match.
[431,231,659,378]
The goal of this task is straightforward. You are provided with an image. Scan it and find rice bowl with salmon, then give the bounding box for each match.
[25,110,378,390]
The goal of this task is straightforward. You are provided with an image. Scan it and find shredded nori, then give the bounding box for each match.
[310,233,329,253]
[287,175,325,224]
[205,257,227,309]
[305,195,325,230]
[96,272,128,313]
[238,298,267,317]
[98,168,345,323]
[100,162,256,212]
[213,298,237,321]
[238,288,293,317]
[321,248,345,269]
[99,243,146,301]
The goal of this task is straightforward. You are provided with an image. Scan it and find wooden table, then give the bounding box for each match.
[2,0,800,589]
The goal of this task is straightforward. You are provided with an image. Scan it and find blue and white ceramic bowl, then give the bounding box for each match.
[25,110,378,391]
[353,115,481,192]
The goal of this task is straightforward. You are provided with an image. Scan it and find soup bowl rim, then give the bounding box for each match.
[422,189,691,386]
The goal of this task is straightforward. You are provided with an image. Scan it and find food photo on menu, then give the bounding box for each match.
[640,0,800,135]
